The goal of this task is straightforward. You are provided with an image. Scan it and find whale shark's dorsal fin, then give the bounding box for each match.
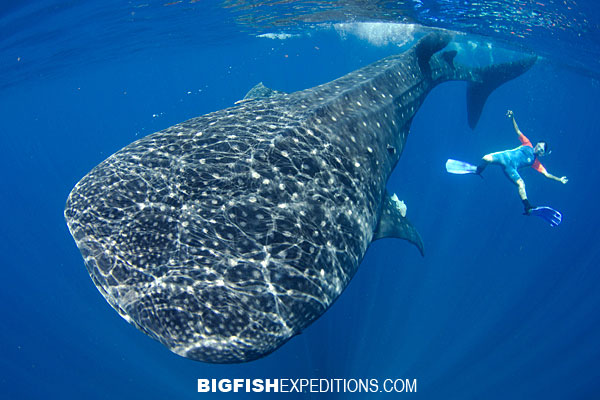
[466,55,538,129]
[416,32,452,77]
[373,192,425,257]
[239,82,285,102]
[442,50,457,68]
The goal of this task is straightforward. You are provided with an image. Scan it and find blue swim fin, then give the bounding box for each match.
[528,206,562,227]
[446,159,478,175]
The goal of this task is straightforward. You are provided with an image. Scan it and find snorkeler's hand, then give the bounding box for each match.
[506,110,514,118]
[560,176,568,184]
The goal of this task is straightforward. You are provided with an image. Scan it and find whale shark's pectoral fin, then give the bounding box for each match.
[236,82,286,104]
[466,55,538,129]
[373,192,424,257]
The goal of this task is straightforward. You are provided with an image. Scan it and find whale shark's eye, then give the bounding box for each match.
[387,145,396,155]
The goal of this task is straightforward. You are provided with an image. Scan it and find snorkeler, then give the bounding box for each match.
[446,110,568,226]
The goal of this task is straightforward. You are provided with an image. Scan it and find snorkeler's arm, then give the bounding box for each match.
[544,172,569,184]
[533,160,568,184]
[507,110,531,145]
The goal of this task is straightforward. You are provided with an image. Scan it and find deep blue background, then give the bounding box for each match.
[1,6,600,400]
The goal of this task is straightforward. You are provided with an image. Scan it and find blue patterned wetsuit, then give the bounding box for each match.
[484,132,547,185]
[487,145,537,184]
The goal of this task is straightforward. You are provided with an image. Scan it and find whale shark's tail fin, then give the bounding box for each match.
[419,32,537,129]
[466,56,537,129]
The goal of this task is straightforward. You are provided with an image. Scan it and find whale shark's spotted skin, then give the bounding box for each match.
[65,33,535,363]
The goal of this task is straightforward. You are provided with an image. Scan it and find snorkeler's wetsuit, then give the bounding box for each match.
[485,132,547,184]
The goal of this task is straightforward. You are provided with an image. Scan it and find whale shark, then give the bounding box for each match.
[65,32,536,363]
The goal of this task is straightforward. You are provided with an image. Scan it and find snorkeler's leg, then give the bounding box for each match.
[516,178,533,214]
[476,154,494,175]
[506,169,560,225]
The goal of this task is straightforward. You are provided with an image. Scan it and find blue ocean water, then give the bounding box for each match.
[1,1,599,399]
